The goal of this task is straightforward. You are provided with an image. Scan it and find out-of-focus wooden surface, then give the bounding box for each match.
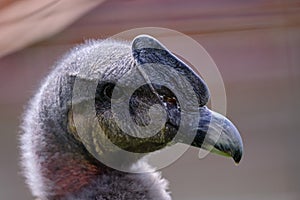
[0,1,299,200]
[0,0,105,57]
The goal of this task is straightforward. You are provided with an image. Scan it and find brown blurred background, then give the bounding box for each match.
[0,0,299,199]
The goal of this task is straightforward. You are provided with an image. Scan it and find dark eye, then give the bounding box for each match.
[161,96,177,107]
[164,96,177,105]
[154,84,180,110]
[160,94,180,110]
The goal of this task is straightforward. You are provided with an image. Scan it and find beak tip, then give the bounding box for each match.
[194,107,244,165]
[232,147,243,164]
[233,153,242,164]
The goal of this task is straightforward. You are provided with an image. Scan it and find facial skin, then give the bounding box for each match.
[92,80,242,164]
[69,35,243,167]
[21,34,243,200]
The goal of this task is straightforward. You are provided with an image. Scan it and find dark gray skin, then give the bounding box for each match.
[20,35,243,200]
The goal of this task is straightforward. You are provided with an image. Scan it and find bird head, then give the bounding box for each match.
[68,35,243,168]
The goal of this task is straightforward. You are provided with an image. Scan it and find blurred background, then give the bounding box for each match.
[0,0,299,199]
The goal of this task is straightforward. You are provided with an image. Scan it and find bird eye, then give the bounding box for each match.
[164,96,177,105]
[161,95,179,109]
[155,85,180,110]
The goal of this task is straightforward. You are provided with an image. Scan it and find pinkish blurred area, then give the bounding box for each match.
[0,0,299,200]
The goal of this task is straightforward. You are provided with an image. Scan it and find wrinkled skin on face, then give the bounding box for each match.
[70,35,243,165]
[94,82,181,153]
[21,34,243,200]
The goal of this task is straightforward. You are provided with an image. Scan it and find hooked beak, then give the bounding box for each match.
[190,106,243,164]
[130,34,243,163]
